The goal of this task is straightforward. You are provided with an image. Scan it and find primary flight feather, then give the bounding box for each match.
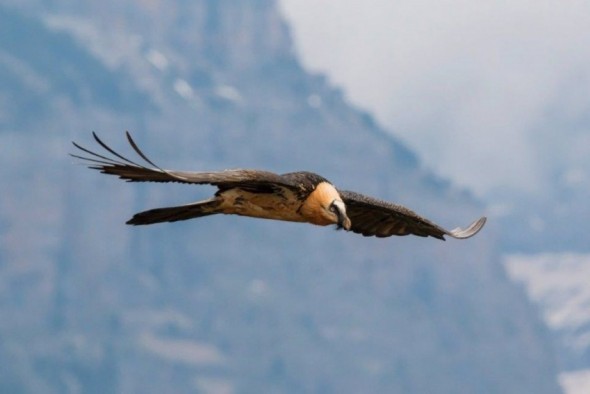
[71,132,486,240]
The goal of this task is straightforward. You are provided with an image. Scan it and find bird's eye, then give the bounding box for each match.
[329,204,338,213]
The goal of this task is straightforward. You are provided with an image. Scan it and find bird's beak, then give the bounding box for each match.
[332,199,351,231]
[339,215,352,231]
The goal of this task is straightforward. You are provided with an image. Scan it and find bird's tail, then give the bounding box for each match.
[126,198,221,225]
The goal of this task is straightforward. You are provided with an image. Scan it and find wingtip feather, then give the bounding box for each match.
[447,216,487,239]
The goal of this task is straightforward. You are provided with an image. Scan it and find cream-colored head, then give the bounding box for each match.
[300,182,352,230]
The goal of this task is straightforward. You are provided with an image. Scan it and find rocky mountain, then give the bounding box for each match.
[0,1,561,393]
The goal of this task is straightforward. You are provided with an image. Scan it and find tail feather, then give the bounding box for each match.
[127,198,221,225]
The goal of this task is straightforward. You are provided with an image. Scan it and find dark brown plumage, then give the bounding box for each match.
[71,132,486,240]
[339,190,485,240]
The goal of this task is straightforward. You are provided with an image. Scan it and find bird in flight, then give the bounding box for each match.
[71,132,486,240]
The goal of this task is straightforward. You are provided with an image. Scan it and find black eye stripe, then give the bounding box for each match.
[329,200,339,212]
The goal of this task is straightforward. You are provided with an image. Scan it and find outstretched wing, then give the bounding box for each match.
[339,190,486,240]
[71,132,296,192]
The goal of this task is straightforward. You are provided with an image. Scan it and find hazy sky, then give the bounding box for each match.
[280,0,590,197]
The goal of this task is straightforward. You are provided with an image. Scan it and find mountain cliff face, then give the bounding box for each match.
[0,1,560,393]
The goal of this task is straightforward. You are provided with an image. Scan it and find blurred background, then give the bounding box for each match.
[0,0,587,392]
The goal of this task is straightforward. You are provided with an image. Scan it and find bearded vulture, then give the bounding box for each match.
[71,132,486,240]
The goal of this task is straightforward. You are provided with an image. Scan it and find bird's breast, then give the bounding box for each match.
[217,188,306,223]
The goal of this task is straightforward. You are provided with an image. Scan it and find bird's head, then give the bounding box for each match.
[301,181,351,230]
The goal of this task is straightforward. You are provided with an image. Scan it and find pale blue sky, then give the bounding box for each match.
[280,0,590,198]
